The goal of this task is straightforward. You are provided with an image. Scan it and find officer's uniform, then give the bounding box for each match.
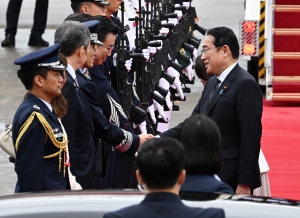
[89,65,139,189]
[73,21,140,181]
[12,44,68,192]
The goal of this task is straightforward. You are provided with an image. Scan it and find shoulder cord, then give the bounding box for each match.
[15,111,67,176]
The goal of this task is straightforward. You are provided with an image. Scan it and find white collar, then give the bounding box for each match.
[37,97,53,112]
[217,62,237,83]
[67,64,76,80]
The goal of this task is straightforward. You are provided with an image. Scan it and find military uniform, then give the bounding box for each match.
[89,65,139,189]
[12,43,68,192]
[12,94,68,192]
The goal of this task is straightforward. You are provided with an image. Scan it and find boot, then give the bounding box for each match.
[28,35,49,47]
[1,34,15,47]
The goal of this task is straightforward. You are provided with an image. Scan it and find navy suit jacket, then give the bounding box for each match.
[61,72,98,189]
[160,64,262,190]
[104,192,225,218]
[76,71,139,156]
[12,94,68,192]
[181,174,234,194]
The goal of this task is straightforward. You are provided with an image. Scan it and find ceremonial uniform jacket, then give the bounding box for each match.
[12,94,68,192]
[89,66,136,135]
[76,71,139,156]
[61,71,99,189]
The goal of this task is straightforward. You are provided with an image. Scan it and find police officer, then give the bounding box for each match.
[1,0,49,47]
[12,44,68,192]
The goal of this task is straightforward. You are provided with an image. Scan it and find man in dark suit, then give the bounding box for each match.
[54,20,100,189]
[64,14,152,186]
[160,27,262,194]
[12,44,68,192]
[104,137,225,218]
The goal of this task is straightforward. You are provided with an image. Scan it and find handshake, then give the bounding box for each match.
[138,133,155,148]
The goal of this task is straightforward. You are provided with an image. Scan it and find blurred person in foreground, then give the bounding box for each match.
[12,44,68,192]
[179,115,233,194]
[160,26,263,194]
[104,137,225,218]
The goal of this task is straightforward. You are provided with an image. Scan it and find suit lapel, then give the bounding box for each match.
[206,64,240,114]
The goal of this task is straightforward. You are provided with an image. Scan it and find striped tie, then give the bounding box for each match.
[208,78,221,106]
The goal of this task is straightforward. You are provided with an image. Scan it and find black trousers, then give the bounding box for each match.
[5,0,48,37]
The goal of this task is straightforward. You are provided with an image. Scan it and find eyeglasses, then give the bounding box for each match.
[200,46,222,55]
[99,41,114,52]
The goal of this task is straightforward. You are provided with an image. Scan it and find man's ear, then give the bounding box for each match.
[81,5,89,14]
[78,45,87,58]
[136,170,145,185]
[222,45,231,58]
[33,75,44,87]
[178,169,186,185]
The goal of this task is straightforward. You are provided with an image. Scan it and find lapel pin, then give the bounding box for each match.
[220,86,227,95]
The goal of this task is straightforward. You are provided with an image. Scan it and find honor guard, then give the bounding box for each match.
[12,44,68,192]
[70,0,110,16]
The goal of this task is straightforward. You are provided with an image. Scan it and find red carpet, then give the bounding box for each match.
[262,100,300,200]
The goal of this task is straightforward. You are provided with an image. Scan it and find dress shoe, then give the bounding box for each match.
[28,35,49,47]
[1,34,15,47]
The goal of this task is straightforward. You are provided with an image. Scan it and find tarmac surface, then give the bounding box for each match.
[0,0,246,195]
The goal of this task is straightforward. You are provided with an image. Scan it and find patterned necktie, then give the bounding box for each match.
[207,78,221,106]
[83,70,90,78]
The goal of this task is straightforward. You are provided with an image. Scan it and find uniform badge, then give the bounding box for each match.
[33,105,40,110]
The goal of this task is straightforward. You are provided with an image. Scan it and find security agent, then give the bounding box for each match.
[12,44,68,192]
[104,137,225,218]
[70,0,110,16]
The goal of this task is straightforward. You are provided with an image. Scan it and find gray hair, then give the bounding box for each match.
[54,21,91,57]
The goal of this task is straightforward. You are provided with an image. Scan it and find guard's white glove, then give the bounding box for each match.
[159,20,169,35]
[182,59,194,81]
[125,58,133,71]
[147,46,157,55]
[168,18,178,27]
[159,78,172,111]
[167,66,185,100]
[182,2,191,10]
[147,40,163,55]
[113,53,117,66]
[193,48,198,63]
[174,4,183,21]
[142,49,150,61]
[147,99,168,124]
[135,121,147,134]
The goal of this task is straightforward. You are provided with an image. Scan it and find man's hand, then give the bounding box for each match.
[236,184,251,194]
[138,134,154,147]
